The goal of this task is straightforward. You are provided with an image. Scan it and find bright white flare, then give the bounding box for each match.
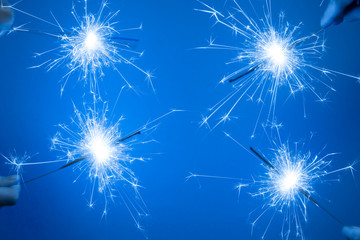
[84,30,102,51]
[262,40,289,76]
[82,122,116,165]
[278,169,299,193]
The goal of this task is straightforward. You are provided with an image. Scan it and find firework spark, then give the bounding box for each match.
[188,131,356,239]
[197,0,360,137]
[6,0,152,94]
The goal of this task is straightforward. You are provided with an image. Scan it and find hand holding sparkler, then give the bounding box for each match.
[0,175,20,207]
[0,1,14,37]
[321,0,360,28]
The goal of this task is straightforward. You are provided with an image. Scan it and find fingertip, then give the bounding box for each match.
[0,187,19,206]
[321,0,345,28]
[321,17,332,28]
[342,226,360,239]
[8,175,19,185]
[0,175,19,187]
[9,175,19,182]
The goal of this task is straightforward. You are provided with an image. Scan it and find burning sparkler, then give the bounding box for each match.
[13,104,179,229]
[188,131,356,239]
[5,0,152,95]
[197,0,360,137]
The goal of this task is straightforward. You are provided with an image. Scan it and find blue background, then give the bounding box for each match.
[0,0,360,239]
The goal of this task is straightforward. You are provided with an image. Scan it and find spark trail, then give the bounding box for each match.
[197,0,360,137]
[5,0,152,95]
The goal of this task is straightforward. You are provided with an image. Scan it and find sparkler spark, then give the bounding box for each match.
[197,0,360,136]
[188,131,356,239]
[249,143,354,239]
[6,105,180,229]
[49,105,148,228]
[3,152,31,176]
[7,0,152,94]
[44,105,179,228]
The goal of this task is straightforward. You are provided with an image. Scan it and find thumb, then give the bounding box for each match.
[321,0,354,28]
[342,226,360,240]
[0,184,20,206]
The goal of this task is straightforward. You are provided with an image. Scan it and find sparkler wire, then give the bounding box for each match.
[229,28,325,83]
[20,131,141,185]
[249,146,345,226]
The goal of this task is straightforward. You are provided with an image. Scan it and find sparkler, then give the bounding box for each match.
[249,146,344,226]
[198,0,360,136]
[5,0,152,94]
[14,104,179,229]
[188,132,356,239]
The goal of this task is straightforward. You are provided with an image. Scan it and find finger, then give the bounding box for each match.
[0,1,13,25]
[0,185,20,206]
[342,226,360,239]
[0,175,19,187]
[0,1,14,37]
[344,6,360,22]
[321,0,354,28]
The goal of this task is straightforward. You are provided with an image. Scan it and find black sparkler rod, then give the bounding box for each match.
[20,131,141,185]
[229,28,325,83]
[249,146,345,226]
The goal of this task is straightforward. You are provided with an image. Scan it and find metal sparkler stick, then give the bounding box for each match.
[20,131,141,185]
[250,146,345,226]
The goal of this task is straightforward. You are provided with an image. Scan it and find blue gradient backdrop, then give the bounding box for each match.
[0,0,360,239]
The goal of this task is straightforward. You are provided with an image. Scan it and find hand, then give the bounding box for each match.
[0,175,20,207]
[321,0,360,28]
[343,226,360,240]
[0,1,14,37]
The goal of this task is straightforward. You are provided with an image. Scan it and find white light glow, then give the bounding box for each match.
[87,134,113,164]
[84,31,102,51]
[278,169,300,193]
[264,41,287,67]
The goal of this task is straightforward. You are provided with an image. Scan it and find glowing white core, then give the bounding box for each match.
[266,42,287,66]
[88,135,111,163]
[84,31,101,51]
[279,170,299,192]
